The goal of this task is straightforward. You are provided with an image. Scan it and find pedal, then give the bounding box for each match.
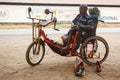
[98,52,101,58]
[88,51,94,58]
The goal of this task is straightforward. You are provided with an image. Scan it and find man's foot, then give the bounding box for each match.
[61,45,70,52]
[60,45,70,56]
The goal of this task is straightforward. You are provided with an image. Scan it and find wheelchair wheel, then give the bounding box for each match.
[26,40,45,66]
[80,36,109,66]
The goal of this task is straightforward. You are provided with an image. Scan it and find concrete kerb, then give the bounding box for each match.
[0,28,120,36]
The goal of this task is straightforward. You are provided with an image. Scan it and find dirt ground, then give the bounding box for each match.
[0,33,120,80]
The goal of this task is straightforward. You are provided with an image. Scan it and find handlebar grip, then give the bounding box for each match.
[99,20,104,23]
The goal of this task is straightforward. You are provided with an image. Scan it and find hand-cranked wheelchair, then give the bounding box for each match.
[26,7,109,66]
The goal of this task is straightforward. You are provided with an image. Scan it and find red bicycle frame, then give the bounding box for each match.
[29,12,79,57]
[38,23,79,56]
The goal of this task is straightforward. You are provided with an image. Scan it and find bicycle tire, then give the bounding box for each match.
[26,40,45,66]
[80,36,109,66]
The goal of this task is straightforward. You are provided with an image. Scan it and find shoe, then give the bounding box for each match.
[75,67,85,77]
[60,45,70,53]
[96,61,101,72]
[74,61,85,77]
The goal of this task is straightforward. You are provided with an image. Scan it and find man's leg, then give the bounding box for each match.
[74,29,84,51]
[61,28,76,51]
[74,32,81,51]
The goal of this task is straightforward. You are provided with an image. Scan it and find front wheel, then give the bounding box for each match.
[26,40,45,66]
[80,36,109,66]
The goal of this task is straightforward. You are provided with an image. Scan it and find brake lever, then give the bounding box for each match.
[54,23,59,31]
[53,17,59,31]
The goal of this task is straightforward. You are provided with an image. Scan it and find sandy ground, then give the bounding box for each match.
[0,33,120,80]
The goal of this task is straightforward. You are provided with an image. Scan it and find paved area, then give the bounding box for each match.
[0,28,120,35]
[0,31,120,80]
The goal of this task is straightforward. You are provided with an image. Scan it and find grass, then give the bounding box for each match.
[0,23,71,29]
[0,22,120,29]
[97,22,120,28]
[0,23,31,29]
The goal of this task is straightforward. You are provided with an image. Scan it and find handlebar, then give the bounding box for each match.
[28,17,47,22]
[28,7,59,31]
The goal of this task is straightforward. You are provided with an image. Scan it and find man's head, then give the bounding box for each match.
[79,4,88,15]
[88,7,100,17]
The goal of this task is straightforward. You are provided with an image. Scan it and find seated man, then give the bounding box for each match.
[61,4,99,52]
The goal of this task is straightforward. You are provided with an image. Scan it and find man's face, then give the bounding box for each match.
[79,6,87,15]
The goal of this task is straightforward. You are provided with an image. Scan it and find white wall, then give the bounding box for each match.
[99,7,120,22]
[0,5,120,23]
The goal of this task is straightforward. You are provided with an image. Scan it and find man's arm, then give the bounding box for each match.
[80,17,98,32]
[72,14,81,25]
[78,24,94,31]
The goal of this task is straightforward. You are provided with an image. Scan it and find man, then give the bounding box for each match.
[61,4,98,52]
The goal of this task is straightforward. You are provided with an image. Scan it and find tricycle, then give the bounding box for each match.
[26,7,109,67]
